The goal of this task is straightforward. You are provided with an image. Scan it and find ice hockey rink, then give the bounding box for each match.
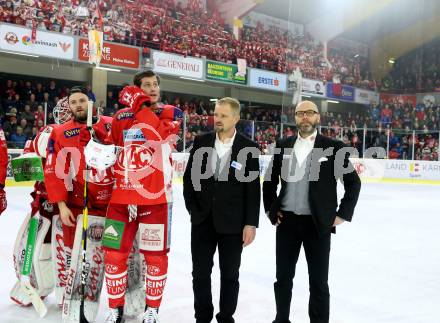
[0,181,438,323]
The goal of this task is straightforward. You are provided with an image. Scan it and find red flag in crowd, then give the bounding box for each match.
[92,5,103,30]
[31,19,37,43]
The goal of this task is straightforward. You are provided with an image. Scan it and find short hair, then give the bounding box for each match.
[217,97,240,115]
[69,86,88,97]
[133,70,161,87]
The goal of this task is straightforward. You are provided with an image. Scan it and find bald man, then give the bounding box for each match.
[263,101,361,323]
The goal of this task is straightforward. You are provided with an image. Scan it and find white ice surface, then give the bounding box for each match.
[0,182,439,323]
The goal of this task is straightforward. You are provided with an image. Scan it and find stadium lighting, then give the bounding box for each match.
[388,58,395,64]
[302,95,312,98]
[0,50,39,58]
[327,100,339,104]
[210,98,218,102]
[179,77,205,82]
[95,66,121,72]
[354,54,359,58]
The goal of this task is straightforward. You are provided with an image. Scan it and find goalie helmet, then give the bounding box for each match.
[53,97,72,125]
[33,126,54,158]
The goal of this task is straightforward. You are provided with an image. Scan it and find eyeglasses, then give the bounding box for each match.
[295,110,318,118]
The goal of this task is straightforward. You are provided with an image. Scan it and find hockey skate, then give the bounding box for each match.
[142,306,160,323]
[104,307,125,323]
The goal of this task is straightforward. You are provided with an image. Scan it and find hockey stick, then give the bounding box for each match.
[79,101,94,323]
[20,191,48,318]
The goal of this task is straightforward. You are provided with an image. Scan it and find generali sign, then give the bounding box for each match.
[78,38,139,69]
[152,50,203,79]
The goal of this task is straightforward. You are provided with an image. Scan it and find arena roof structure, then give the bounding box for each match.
[253,0,440,79]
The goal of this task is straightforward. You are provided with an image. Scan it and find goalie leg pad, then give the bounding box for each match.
[12,213,32,282]
[33,242,55,297]
[10,213,53,304]
[10,281,32,307]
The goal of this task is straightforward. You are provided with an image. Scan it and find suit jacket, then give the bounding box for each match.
[183,131,261,234]
[262,134,361,236]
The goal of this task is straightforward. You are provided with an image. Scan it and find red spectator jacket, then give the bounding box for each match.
[108,106,180,206]
[44,117,113,210]
[0,128,8,186]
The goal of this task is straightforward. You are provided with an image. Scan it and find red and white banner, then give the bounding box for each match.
[88,30,104,65]
[78,38,140,69]
[380,93,417,106]
[0,24,74,59]
[355,88,380,105]
[152,50,203,79]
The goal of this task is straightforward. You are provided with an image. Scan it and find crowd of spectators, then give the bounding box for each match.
[381,38,440,93]
[319,100,439,160]
[0,0,375,89]
[0,77,88,148]
[1,76,439,159]
[8,0,440,93]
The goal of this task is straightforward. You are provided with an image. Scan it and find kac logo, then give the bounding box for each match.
[4,32,18,45]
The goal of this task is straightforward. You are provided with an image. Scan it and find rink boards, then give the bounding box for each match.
[5,150,440,186]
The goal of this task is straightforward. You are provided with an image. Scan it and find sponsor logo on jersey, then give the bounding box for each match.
[139,223,164,251]
[96,189,112,201]
[106,264,118,274]
[88,223,104,242]
[123,129,146,142]
[102,219,125,250]
[87,168,115,186]
[147,265,161,276]
[106,275,127,297]
[64,127,81,138]
[116,144,154,171]
[116,112,134,120]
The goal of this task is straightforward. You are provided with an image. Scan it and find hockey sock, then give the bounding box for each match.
[144,254,168,308]
[104,250,130,308]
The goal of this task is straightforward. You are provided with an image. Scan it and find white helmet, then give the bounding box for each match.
[33,126,54,158]
[53,97,72,124]
[84,139,117,170]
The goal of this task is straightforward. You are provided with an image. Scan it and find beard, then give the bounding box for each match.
[298,120,318,135]
[214,123,224,133]
[73,110,87,122]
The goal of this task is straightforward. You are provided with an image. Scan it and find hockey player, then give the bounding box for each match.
[10,97,73,308]
[44,86,113,321]
[0,125,7,215]
[103,70,182,323]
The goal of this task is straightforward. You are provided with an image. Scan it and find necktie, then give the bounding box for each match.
[214,153,221,180]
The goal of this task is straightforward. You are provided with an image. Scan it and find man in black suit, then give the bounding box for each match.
[263,101,361,323]
[183,97,261,323]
